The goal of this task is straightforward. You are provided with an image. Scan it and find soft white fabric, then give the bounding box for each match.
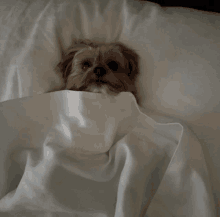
[0,0,220,215]
[0,91,215,217]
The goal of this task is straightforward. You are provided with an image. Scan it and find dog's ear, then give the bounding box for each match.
[57,40,93,81]
[115,43,139,81]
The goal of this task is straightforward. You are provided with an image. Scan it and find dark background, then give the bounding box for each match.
[140,0,220,13]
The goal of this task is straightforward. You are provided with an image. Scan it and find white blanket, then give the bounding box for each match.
[0,91,215,216]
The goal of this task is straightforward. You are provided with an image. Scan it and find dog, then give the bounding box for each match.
[56,39,139,101]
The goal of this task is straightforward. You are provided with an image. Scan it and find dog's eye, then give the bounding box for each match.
[107,61,118,71]
[82,61,92,69]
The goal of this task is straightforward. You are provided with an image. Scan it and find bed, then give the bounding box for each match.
[0,0,219,216]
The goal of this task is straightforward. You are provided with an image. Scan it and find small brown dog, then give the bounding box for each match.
[56,39,139,100]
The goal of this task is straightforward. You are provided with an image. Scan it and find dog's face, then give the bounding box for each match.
[57,40,139,96]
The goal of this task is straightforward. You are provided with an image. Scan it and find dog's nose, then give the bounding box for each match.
[94,67,106,77]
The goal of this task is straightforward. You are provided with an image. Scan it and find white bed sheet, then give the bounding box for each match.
[0,91,215,217]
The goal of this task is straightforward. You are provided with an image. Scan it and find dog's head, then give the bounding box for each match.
[57,39,139,96]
